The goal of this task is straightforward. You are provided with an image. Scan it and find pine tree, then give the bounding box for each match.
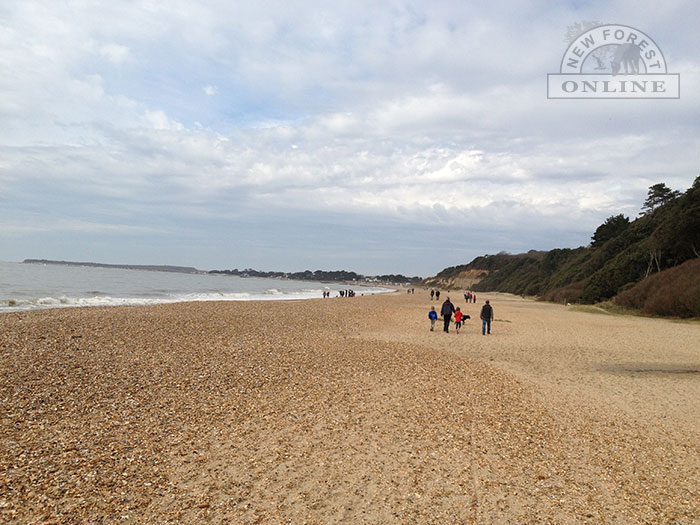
[640,183,680,215]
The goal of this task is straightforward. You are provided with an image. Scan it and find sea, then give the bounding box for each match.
[0,261,393,313]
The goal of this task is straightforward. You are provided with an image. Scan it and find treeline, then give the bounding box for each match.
[428,176,700,317]
[209,268,421,284]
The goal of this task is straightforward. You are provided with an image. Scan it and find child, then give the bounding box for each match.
[428,306,438,331]
[454,307,464,333]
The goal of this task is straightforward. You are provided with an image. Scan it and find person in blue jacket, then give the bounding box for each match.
[428,306,438,331]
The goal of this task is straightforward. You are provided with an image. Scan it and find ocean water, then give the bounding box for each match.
[0,261,392,313]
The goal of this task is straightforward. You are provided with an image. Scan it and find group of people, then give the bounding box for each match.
[431,288,478,306]
[429,295,494,335]
[322,290,356,298]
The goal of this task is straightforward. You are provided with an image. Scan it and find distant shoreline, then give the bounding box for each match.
[22,259,420,285]
[22,259,201,274]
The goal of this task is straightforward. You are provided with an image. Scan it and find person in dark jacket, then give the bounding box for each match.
[480,300,494,335]
[441,297,456,333]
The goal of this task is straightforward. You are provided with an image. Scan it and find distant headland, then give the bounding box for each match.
[22,259,421,285]
[22,259,201,274]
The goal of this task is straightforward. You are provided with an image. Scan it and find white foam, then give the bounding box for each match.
[2,282,395,313]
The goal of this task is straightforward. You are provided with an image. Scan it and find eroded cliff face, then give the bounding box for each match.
[423,269,489,291]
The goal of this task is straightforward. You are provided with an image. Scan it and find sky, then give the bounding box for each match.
[1,1,699,277]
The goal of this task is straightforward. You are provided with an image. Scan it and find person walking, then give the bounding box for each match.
[454,307,465,334]
[480,299,494,335]
[441,296,455,333]
[428,306,438,331]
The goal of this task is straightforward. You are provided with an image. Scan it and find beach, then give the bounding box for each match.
[1,292,699,522]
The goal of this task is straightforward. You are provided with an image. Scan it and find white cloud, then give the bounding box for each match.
[142,110,185,131]
[98,43,130,64]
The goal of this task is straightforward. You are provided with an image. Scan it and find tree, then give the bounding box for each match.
[640,183,681,215]
[591,214,630,247]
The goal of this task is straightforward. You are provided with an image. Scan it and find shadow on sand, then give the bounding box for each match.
[598,364,700,376]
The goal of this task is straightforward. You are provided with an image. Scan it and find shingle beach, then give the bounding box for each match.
[1,292,699,522]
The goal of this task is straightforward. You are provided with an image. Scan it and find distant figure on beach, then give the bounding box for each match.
[441,297,455,333]
[472,294,476,303]
[480,300,494,335]
[430,289,435,300]
[435,290,441,301]
[428,306,438,331]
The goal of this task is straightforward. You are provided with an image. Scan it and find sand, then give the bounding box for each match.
[1,292,699,523]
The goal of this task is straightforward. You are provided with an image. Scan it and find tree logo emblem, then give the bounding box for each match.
[547,24,680,99]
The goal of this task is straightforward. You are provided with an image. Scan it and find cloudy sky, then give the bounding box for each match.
[1,1,699,277]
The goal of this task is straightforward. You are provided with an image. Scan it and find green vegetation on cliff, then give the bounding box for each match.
[615,258,700,318]
[427,176,700,317]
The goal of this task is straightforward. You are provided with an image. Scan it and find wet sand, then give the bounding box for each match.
[1,292,699,522]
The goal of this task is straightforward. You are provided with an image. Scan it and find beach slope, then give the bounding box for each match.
[1,293,699,522]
